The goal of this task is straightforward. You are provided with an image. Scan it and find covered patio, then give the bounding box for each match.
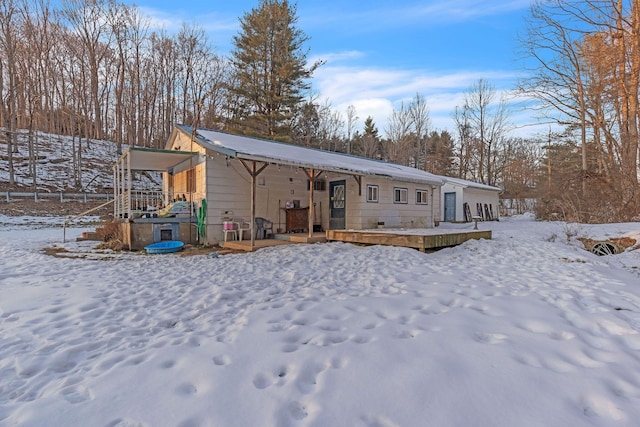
[113,147,202,250]
[113,147,200,220]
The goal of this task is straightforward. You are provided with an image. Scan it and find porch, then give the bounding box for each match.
[222,232,327,252]
[113,147,200,220]
[222,227,490,253]
[326,227,492,252]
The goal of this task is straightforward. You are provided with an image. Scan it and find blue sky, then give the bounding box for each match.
[132,0,537,138]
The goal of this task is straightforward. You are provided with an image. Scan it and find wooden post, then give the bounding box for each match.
[251,161,256,249]
[302,168,324,237]
[239,159,269,251]
[308,168,314,237]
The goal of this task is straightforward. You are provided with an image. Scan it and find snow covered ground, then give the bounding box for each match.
[1,214,639,427]
[0,130,158,192]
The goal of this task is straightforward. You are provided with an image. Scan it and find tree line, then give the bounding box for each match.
[1,0,638,222]
[520,0,640,222]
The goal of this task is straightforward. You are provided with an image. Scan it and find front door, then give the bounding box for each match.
[444,192,456,222]
[329,180,346,230]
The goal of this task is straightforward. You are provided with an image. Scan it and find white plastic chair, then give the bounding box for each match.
[222,220,237,241]
[233,218,251,241]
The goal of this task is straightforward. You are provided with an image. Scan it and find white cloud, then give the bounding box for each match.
[136,6,238,42]
[311,61,527,137]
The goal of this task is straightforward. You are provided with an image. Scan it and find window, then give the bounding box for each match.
[186,169,196,193]
[366,184,379,202]
[306,179,327,191]
[416,189,428,205]
[394,187,408,204]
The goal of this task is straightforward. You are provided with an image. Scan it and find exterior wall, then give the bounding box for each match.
[164,132,207,205]
[198,155,442,243]
[346,176,439,230]
[166,131,444,243]
[122,221,196,251]
[201,154,332,244]
[440,183,500,222]
[464,187,500,220]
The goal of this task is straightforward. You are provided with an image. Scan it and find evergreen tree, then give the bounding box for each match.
[354,116,382,159]
[229,0,321,141]
[425,130,455,176]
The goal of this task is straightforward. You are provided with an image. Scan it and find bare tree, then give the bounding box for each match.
[457,79,510,185]
[408,93,431,170]
[385,101,412,165]
[59,0,114,140]
[453,104,473,180]
[317,99,343,151]
[345,104,358,154]
[521,0,640,220]
[0,0,21,185]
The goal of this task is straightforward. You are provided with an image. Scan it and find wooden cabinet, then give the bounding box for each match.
[285,207,308,233]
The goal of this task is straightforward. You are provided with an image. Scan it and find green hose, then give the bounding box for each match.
[197,198,207,242]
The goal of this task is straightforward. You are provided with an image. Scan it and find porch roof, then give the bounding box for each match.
[116,147,199,172]
[173,125,444,186]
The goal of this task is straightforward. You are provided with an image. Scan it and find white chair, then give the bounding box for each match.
[233,218,251,241]
[222,220,237,242]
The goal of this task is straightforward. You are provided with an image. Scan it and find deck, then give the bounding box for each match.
[326,228,491,252]
[222,232,327,252]
[223,227,491,253]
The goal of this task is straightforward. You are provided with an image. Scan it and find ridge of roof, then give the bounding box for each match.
[176,125,444,186]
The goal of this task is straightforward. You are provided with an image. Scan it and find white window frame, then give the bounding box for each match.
[416,189,428,205]
[366,184,379,203]
[394,187,408,204]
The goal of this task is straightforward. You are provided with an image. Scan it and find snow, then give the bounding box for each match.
[190,126,444,186]
[0,130,158,192]
[1,214,640,427]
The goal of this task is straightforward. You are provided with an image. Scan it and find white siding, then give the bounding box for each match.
[440,182,500,222]
[464,187,499,220]
[202,155,332,243]
[166,134,444,242]
[347,177,439,230]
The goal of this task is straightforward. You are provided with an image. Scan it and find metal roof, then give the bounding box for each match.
[115,147,199,172]
[174,125,444,186]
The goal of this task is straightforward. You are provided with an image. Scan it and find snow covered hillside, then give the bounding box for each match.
[0,215,639,426]
[0,131,158,192]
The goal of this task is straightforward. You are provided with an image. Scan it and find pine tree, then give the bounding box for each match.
[354,116,382,159]
[229,0,321,141]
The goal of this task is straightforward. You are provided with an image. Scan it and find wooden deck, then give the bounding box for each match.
[223,228,491,253]
[222,232,327,252]
[326,228,491,252]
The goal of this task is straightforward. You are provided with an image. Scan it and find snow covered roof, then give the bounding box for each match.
[441,176,502,192]
[174,125,443,186]
[117,147,199,172]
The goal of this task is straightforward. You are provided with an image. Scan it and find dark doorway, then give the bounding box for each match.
[329,180,346,230]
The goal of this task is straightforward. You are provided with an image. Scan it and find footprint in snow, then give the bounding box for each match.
[61,385,94,404]
[175,382,198,396]
[288,401,308,420]
[361,414,400,427]
[252,372,272,389]
[212,354,231,366]
[104,418,147,427]
[159,359,176,369]
[473,332,508,344]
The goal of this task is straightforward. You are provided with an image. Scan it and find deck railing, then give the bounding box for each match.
[115,190,169,219]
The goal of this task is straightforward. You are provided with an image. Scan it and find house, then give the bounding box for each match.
[113,125,444,250]
[440,176,502,223]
